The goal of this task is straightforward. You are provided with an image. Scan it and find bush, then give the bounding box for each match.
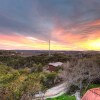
[67,85,80,94]
[92,78,100,84]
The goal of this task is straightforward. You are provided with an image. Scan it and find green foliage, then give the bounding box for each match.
[31,63,43,72]
[0,53,70,69]
[41,72,58,88]
[0,64,20,85]
[0,64,12,75]
[87,84,100,89]
[0,51,99,100]
[19,67,31,75]
[46,94,76,100]
[0,64,44,100]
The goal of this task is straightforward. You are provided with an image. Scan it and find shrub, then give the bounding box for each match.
[67,85,80,94]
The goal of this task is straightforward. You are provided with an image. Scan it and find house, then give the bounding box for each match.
[82,88,100,100]
[47,62,63,72]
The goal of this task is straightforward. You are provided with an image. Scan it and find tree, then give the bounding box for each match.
[59,58,100,94]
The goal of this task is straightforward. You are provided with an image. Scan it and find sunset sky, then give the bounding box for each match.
[0,0,100,50]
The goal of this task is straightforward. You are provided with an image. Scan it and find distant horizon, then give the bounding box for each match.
[0,49,100,52]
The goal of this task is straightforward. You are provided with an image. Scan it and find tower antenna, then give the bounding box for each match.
[49,39,51,56]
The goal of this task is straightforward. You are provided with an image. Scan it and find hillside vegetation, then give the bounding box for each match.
[0,51,100,100]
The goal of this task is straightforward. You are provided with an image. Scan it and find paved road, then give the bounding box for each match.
[35,82,67,99]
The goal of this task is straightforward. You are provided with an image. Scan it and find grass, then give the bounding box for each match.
[46,94,76,100]
[87,84,100,89]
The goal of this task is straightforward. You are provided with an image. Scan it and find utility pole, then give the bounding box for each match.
[49,39,51,56]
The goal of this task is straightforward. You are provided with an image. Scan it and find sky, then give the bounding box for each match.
[0,0,100,50]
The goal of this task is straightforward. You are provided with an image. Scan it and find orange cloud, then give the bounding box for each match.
[0,19,100,51]
[51,26,100,50]
[0,33,72,50]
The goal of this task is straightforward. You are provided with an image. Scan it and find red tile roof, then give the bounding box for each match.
[82,88,100,100]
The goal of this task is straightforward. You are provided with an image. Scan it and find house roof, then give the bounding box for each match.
[82,88,100,100]
[49,62,63,67]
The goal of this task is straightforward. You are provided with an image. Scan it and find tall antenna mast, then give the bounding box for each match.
[49,39,51,56]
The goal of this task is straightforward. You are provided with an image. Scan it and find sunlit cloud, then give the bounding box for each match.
[0,0,100,50]
[0,33,71,50]
[51,24,100,50]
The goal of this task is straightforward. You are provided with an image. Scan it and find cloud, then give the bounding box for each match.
[0,0,100,50]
